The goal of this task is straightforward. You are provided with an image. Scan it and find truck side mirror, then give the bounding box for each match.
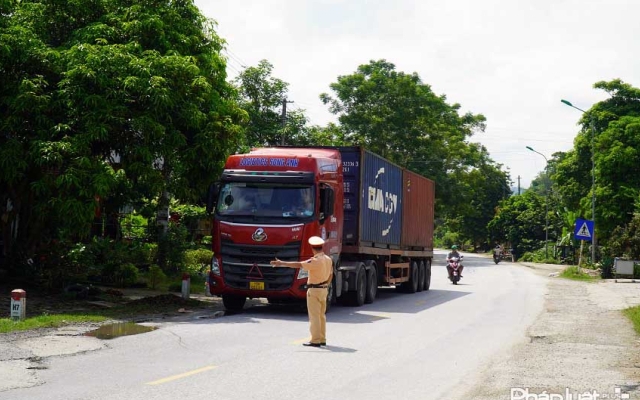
[206,182,220,214]
[319,185,335,223]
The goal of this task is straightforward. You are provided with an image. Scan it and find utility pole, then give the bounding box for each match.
[281,98,294,145]
[518,175,521,195]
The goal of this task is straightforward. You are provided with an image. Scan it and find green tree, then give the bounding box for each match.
[488,190,555,257]
[456,158,512,249]
[234,59,288,147]
[320,59,489,216]
[555,79,640,241]
[234,59,321,148]
[288,123,348,147]
[608,213,640,260]
[0,0,244,268]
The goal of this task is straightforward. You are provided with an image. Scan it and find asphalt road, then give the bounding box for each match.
[2,251,546,400]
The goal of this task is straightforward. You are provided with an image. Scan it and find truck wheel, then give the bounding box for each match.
[344,269,366,307]
[417,262,425,292]
[424,260,431,291]
[325,281,334,313]
[365,265,377,304]
[402,261,419,293]
[222,295,246,311]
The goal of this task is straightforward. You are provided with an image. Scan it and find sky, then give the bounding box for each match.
[193,0,640,189]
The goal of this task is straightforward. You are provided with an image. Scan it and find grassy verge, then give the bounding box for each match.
[560,266,600,281]
[623,305,640,335]
[0,314,108,334]
[0,294,210,334]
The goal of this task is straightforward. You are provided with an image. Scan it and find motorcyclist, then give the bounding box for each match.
[493,244,503,260]
[446,245,464,279]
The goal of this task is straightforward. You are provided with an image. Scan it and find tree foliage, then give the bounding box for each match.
[555,79,640,242]
[234,59,288,147]
[487,190,560,257]
[320,59,510,246]
[608,213,640,260]
[0,0,244,265]
[233,59,332,149]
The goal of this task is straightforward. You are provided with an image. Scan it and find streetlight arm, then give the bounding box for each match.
[561,99,587,114]
[526,146,548,162]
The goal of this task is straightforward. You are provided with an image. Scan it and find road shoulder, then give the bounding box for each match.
[455,262,640,399]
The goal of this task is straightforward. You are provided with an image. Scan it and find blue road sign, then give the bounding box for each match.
[574,218,594,241]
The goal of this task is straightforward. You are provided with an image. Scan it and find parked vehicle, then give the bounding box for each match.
[205,146,435,311]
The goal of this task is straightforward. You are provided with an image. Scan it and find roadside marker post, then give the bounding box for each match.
[181,273,191,300]
[10,289,26,321]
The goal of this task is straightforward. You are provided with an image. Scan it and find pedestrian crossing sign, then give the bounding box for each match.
[574,218,594,241]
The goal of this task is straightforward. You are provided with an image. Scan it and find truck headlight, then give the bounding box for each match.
[211,257,221,275]
[297,268,309,280]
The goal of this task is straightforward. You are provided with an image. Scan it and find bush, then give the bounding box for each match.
[156,223,189,274]
[600,257,614,279]
[518,251,537,263]
[31,240,94,290]
[518,247,559,264]
[119,263,140,287]
[560,266,598,281]
[127,242,157,269]
[437,231,461,249]
[120,213,149,240]
[146,265,166,290]
[102,262,140,288]
[183,248,213,276]
[166,274,205,294]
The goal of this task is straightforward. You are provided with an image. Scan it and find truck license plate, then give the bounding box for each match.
[249,281,264,290]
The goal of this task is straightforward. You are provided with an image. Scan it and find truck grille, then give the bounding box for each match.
[220,240,301,290]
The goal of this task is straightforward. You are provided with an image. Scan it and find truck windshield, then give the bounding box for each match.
[216,183,315,219]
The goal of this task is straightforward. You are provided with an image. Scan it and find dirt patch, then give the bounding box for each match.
[0,282,209,320]
[124,293,200,308]
[0,283,112,319]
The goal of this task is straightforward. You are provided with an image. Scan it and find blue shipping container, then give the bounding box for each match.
[339,147,403,247]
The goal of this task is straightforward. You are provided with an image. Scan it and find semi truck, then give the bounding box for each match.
[205,146,435,311]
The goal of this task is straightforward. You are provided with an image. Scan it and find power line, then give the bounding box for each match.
[224,49,248,68]
[225,62,241,75]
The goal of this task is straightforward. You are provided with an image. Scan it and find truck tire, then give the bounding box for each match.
[423,260,431,291]
[402,261,419,293]
[326,281,334,313]
[222,294,246,311]
[343,268,366,307]
[417,262,425,292]
[364,264,377,304]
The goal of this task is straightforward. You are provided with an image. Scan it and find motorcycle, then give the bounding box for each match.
[493,252,501,264]
[447,256,463,285]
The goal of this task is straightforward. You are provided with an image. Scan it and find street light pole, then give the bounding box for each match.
[561,99,596,264]
[526,146,549,259]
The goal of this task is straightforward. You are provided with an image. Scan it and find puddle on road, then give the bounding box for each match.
[85,322,157,339]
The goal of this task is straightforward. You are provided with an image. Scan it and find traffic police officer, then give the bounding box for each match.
[271,236,333,347]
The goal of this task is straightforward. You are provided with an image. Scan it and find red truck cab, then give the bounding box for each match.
[206,148,343,311]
